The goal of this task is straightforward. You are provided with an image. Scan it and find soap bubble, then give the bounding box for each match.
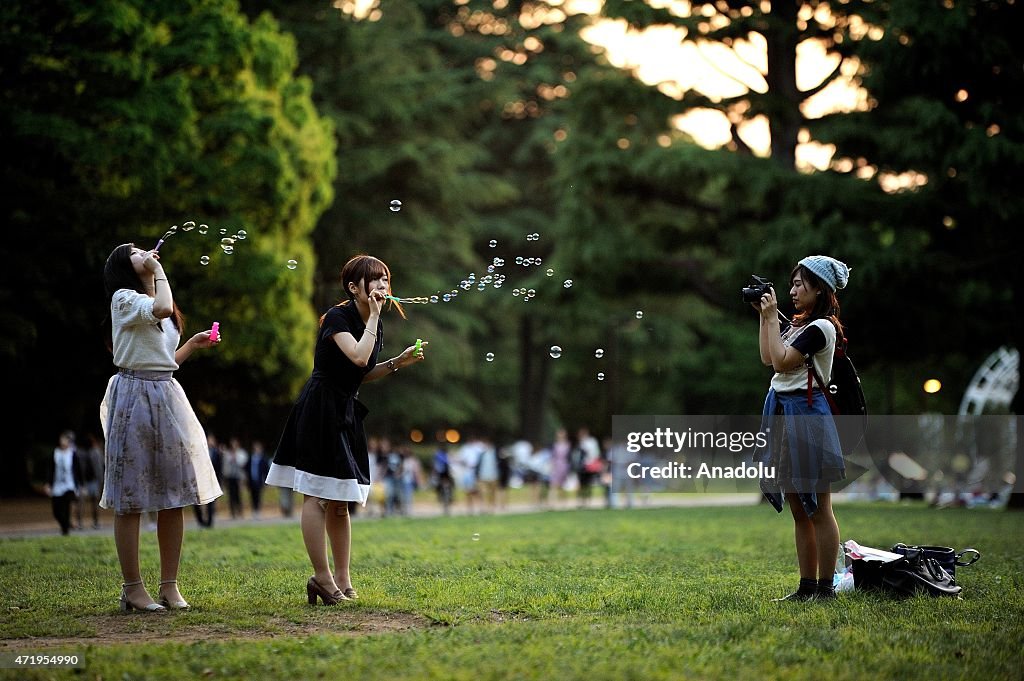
[635,310,644,319]
[546,269,554,277]
[595,348,604,358]
[527,288,536,296]
[198,224,209,235]
[477,282,487,291]
[389,199,402,212]
[286,259,298,270]
[222,246,234,255]
[199,255,210,266]
[485,353,495,362]
[563,280,573,288]
[472,533,481,541]
[515,256,524,265]
[235,230,247,240]
[597,372,605,381]
[430,295,439,304]
[221,237,236,247]
[182,221,196,232]
[549,346,562,358]
[220,228,227,236]
[442,293,451,302]
[513,288,522,297]
[489,240,497,248]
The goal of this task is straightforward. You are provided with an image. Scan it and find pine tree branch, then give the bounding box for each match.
[730,120,754,155]
[799,60,844,102]
[695,41,767,93]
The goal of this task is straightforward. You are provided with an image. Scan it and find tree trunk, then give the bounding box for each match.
[765,0,801,169]
[518,316,549,445]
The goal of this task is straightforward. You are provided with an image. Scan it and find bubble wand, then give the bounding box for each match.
[154,227,176,251]
[384,294,431,305]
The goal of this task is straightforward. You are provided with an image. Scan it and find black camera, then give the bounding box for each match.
[741,275,774,303]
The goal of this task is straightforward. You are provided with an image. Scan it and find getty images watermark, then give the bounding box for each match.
[609,415,1021,497]
[624,426,771,481]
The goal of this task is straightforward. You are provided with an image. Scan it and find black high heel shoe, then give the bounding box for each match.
[306,576,347,605]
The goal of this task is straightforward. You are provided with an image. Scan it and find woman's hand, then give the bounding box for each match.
[397,340,428,367]
[188,329,221,349]
[368,289,386,317]
[141,250,164,275]
[758,287,779,321]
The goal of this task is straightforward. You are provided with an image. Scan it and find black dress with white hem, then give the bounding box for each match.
[266,303,381,503]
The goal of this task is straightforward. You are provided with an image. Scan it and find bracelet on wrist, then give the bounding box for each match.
[386,359,399,373]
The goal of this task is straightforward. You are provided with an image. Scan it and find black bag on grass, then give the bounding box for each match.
[890,544,980,583]
[852,551,962,598]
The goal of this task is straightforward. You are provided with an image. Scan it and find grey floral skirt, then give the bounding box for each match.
[99,369,222,514]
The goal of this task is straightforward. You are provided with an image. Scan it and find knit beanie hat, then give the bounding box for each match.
[798,255,850,292]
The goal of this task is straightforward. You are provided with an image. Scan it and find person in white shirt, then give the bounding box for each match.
[752,255,850,602]
[100,243,222,613]
[44,431,82,535]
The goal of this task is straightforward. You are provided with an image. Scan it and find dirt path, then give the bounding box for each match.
[0,611,437,648]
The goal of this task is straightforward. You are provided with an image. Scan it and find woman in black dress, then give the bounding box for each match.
[267,255,426,605]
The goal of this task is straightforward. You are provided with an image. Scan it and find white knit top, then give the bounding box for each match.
[110,289,180,371]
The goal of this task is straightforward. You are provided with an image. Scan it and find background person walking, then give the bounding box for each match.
[43,431,82,535]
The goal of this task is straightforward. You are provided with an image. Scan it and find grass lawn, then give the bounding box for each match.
[1,503,1022,680]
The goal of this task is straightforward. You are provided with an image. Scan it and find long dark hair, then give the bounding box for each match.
[790,264,844,341]
[103,243,183,351]
[319,254,406,326]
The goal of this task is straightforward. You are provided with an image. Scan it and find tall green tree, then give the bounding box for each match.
[0,0,334,493]
[414,0,643,442]
[602,0,881,169]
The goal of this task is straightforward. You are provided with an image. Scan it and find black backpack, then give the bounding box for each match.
[806,336,868,453]
[805,337,866,418]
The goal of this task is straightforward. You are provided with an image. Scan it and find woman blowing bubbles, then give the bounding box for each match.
[101,244,222,612]
[753,255,849,602]
[266,254,426,605]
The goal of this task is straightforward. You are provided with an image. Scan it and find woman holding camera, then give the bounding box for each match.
[753,255,849,601]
